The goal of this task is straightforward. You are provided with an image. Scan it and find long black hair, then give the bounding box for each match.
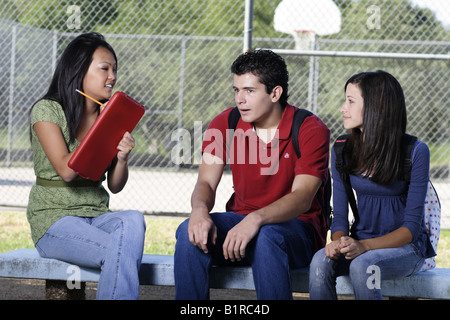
[343,70,407,185]
[31,32,117,144]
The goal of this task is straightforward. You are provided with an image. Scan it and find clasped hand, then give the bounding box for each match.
[325,236,367,260]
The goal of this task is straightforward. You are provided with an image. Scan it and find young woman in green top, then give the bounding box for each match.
[27,33,146,300]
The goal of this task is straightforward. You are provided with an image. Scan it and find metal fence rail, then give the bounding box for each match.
[0,1,449,227]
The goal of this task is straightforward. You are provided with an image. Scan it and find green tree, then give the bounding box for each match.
[0,0,117,32]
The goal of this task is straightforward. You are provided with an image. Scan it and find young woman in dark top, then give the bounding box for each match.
[309,70,435,300]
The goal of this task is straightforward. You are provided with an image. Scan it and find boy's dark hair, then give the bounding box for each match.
[231,49,289,108]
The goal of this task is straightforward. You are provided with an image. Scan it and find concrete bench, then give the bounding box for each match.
[1,248,449,299]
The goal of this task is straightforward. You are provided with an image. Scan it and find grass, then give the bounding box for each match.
[142,215,186,255]
[0,211,449,268]
[436,229,450,268]
[0,211,185,255]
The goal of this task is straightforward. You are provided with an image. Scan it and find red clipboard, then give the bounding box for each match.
[68,91,145,181]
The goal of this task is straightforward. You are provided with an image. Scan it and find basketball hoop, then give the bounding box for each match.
[274,0,341,50]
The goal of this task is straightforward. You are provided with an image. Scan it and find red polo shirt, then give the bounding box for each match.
[202,104,330,250]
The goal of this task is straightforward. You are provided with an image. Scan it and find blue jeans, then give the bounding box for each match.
[35,210,146,300]
[309,244,425,300]
[174,212,315,300]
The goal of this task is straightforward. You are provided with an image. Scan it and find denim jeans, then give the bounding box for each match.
[309,244,425,300]
[35,210,146,300]
[174,211,315,300]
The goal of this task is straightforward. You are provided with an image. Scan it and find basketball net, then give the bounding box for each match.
[293,30,316,50]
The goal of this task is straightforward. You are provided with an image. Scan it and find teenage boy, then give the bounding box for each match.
[174,49,330,299]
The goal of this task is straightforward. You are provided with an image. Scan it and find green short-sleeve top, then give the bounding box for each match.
[27,99,110,244]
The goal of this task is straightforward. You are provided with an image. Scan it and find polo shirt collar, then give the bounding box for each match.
[235,104,295,141]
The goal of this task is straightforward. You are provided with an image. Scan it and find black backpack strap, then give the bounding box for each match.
[228,106,314,158]
[334,134,348,175]
[402,134,417,183]
[333,134,359,235]
[291,108,314,158]
[228,106,241,131]
[227,106,241,154]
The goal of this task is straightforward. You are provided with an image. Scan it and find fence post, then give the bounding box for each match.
[52,30,58,72]
[173,36,187,170]
[178,35,186,132]
[8,24,17,167]
[243,0,254,52]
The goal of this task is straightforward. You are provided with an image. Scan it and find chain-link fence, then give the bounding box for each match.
[0,1,449,226]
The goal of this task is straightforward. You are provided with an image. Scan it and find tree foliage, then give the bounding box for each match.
[1,0,447,40]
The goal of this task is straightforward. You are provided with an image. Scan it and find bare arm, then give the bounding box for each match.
[34,120,134,192]
[33,121,78,182]
[338,227,412,260]
[188,152,225,253]
[107,131,135,193]
[327,226,413,260]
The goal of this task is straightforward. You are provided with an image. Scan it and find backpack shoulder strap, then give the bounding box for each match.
[333,134,359,234]
[402,134,418,183]
[229,106,314,159]
[227,106,241,151]
[228,106,241,131]
[291,108,314,158]
[334,134,349,175]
